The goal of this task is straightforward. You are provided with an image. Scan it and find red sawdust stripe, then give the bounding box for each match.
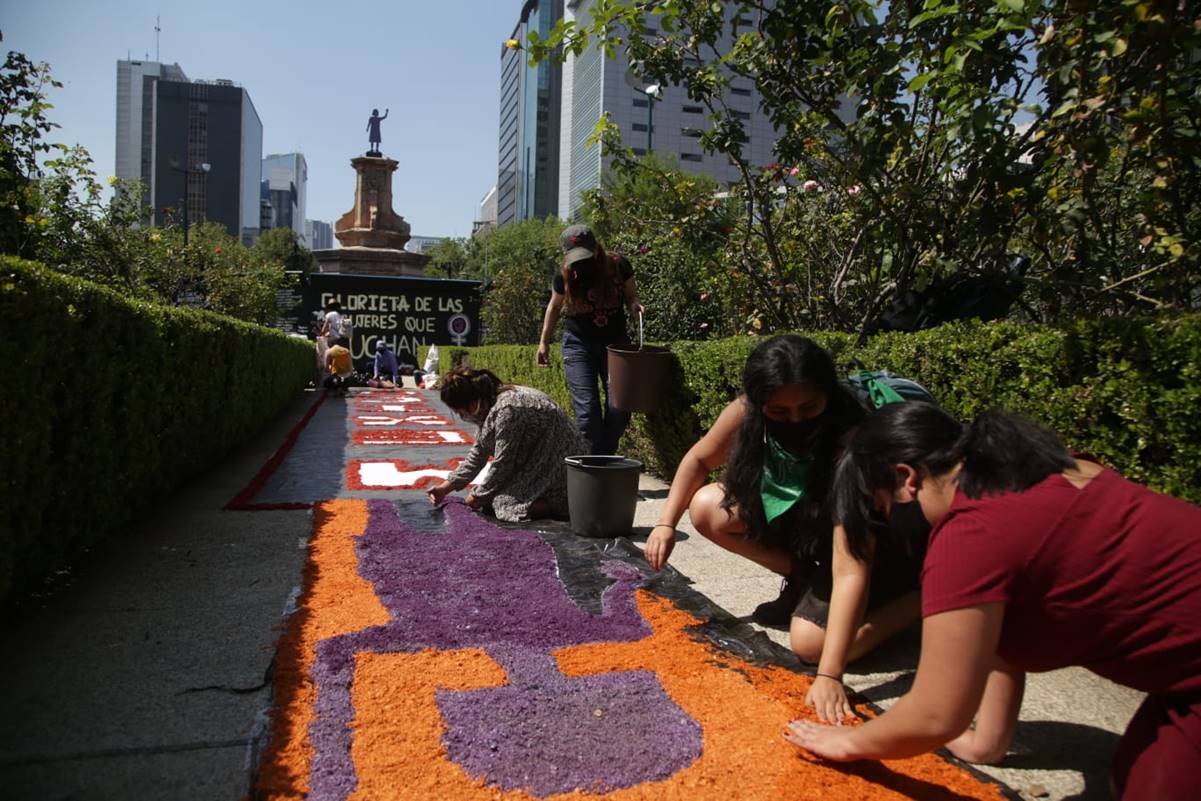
[351,428,475,447]
[256,500,389,799]
[226,393,326,511]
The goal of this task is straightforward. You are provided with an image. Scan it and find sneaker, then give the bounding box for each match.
[752,575,802,626]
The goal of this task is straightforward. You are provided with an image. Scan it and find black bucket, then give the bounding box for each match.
[564,455,644,538]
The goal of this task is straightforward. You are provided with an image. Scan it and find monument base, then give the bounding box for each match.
[314,247,430,277]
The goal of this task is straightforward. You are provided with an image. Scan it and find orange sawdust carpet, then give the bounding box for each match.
[255,498,1008,801]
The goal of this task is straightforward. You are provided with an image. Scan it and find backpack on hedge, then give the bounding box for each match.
[845,369,936,410]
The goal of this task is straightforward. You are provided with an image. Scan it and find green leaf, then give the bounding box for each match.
[909,6,959,28]
[997,0,1023,12]
[1051,100,1076,118]
[907,73,936,92]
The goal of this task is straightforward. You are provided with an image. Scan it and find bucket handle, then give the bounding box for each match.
[638,309,644,351]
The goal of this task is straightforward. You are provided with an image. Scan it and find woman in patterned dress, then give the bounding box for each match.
[426,367,586,522]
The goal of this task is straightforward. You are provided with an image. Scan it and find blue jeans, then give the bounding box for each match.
[561,330,631,455]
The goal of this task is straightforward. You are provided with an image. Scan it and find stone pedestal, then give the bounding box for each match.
[335,155,411,249]
[316,153,430,276]
[312,246,429,276]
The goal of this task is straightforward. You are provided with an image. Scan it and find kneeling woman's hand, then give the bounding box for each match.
[645,524,677,571]
[805,674,855,725]
[783,719,859,761]
[427,480,454,506]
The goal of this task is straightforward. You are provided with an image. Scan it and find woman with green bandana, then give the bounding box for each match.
[644,335,922,722]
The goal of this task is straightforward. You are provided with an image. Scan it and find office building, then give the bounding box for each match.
[497,0,564,226]
[262,153,308,244]
[115,59,190,208]
[115,60,263,244]
[559,0,784,219]
[307,219,334,250]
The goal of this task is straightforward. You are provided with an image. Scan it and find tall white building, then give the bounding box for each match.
[114,59,189,207]
[559,0,782,219]
[262,152,308,245]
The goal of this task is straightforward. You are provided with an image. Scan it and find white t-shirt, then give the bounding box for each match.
[324,310,344,338]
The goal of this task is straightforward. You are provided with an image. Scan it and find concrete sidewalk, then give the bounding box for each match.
[0,390,1142,800]
[0,393,318,799]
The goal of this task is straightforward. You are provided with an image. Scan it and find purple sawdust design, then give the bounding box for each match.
[307,500,702,801]
[438,644,702,796]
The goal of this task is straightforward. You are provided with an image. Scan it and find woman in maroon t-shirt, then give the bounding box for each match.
[784,402,1201,801]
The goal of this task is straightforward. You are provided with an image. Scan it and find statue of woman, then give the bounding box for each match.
[367,108,389,153]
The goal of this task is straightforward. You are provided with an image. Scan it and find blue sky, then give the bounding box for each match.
[3,0,522,238]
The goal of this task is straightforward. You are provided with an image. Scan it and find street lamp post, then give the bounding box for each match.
[170,160,211,246]
[644,84,662,152]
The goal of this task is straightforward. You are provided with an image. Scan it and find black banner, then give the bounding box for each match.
[291,272,483,372]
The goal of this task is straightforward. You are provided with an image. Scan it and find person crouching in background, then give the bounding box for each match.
[426,367,586,522]
[372,340,400,387]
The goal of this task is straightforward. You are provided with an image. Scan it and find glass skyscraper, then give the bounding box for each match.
[497,0,564,226]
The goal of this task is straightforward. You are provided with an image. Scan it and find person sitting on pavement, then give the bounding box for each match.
[372,340,400,387]
[644,335,922,675]
[323,338,353,396]
[786,402,1201,801]
[426,367,586,522]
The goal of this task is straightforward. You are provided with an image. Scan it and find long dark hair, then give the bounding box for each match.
[561,242,619,312]
[722,335,866,548]
[436,366,512,414]
[833,402,1076,560]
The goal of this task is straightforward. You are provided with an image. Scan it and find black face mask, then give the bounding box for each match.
[888,498,932,558]
[766,417,824,452]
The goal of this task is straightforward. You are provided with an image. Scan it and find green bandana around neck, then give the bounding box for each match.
[760,433,813,524]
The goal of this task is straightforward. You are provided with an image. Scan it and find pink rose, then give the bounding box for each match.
[789,167,800,176]
[848,185,861,195]
[802,180,820,192]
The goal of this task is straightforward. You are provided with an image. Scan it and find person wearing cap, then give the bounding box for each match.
[373,340,400,387]
[537,224,644,455]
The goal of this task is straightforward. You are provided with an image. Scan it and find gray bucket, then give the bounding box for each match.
[564,455,644,538]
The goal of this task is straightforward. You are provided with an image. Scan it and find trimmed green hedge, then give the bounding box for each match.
[0,257,315,605]
[426,314,1201,504]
